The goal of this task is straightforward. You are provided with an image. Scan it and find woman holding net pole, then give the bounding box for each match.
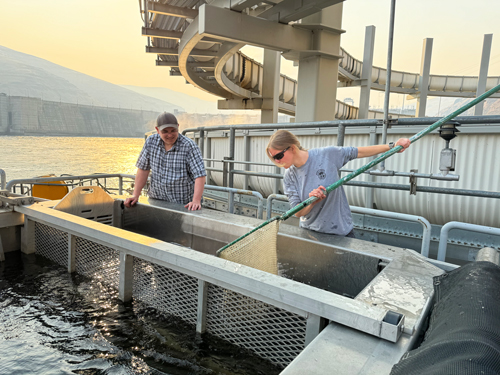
[266,130,411,238]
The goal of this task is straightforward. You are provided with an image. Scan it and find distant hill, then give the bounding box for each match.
[0,45,183,112]
[121,85,219,114]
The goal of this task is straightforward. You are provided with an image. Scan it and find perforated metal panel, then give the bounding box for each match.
[34,222,68,267]
[75,237,120,289]
[206,284,307,368]
[132,258,198,325]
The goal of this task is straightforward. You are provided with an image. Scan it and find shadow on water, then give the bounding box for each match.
[0,252,281,375]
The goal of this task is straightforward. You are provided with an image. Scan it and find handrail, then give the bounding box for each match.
[350,206,432,257]
[437,221,500,261]
[204,185,264,219]
[182,115,500,135]
[6,173,136,195]
[264,194,432,257]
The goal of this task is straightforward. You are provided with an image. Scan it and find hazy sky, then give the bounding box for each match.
[0,0,499,106]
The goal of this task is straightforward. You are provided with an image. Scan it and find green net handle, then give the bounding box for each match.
[281,83,500,221]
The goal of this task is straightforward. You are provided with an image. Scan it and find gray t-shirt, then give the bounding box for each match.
[283,146,358,236]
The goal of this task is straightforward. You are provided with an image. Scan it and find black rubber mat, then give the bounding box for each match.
[391,261,500,375]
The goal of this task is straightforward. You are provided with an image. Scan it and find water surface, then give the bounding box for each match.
[1,135,144,182]
[0,252,280,375]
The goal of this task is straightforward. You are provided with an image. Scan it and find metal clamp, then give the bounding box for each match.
[409,169,418,195]
[0,191,35,210]
[376,117,399,128]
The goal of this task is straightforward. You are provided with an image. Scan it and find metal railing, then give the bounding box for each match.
[184,115,500,198]
[204,185,264,219]
[437,222,500,261]
[5,173,136,196]
[265,194,432,257]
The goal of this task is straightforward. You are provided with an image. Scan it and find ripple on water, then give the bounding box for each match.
[0,252,281,375]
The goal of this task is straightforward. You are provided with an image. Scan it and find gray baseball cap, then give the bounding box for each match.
[156,112,179,131]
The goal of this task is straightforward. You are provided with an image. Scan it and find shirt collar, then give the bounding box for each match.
[155,132,183,150]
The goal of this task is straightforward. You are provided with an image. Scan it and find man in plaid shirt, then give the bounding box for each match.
[124,112,206,210]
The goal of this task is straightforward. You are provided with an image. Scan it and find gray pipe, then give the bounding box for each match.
[204,185,264,219]
[381,0,397,171]
[437,221,500,261]
[350,206,431,257]
[182,115,500,135]
[266,194,289,220]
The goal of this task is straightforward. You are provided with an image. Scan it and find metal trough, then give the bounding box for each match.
[2,187,444,371]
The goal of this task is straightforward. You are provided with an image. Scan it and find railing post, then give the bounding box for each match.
[197,279,208,333]
[229,127,236,188]
[243,132,251,190]
[21,217,36,254]
[365,126,377,209]
[305,313,323,346]
[229,191,235,214]
[119,252,134,302]
[118,176,123,195]
[68,234,76,272]
[222,157,231,187]
[206,134,212,185]
[337,122,346,146]
[199,129,205,157]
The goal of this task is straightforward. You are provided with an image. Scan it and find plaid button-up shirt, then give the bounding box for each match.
[136,133,206,204]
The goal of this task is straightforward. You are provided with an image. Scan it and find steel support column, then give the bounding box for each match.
[416,38,433,118]
[475,34,493,116]
[359,26,376,119]
[261,50,281,124]
[295,3,344,122]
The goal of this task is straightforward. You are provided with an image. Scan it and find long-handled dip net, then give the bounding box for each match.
[216,84,500,274]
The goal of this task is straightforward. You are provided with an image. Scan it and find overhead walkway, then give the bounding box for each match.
[140,1,498,119]
[338,47,500,98]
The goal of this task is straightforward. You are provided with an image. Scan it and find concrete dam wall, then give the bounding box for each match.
[0,94,160,137]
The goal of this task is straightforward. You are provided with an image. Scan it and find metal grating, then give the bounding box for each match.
[206,284,307,368]
[34,222,68,267]
[32,222,307,367]
[132,258,198,325]
[75,237,120,289]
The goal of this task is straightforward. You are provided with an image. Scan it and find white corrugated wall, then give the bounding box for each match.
[206,131,500,227]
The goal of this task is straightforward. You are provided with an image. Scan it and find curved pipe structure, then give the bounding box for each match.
[141,0,499,119]
[339,47,500,97]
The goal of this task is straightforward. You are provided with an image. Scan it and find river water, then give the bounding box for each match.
[1,135,145,182]
[0,135,281,375]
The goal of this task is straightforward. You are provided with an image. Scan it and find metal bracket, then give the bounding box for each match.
[409,169,418,195]
[314,128,321,134]
[380,311,405,342]
[376,117,398,128]
[0,191,35,210]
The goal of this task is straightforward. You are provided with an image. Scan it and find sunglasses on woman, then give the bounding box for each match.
[272,147,290,161]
